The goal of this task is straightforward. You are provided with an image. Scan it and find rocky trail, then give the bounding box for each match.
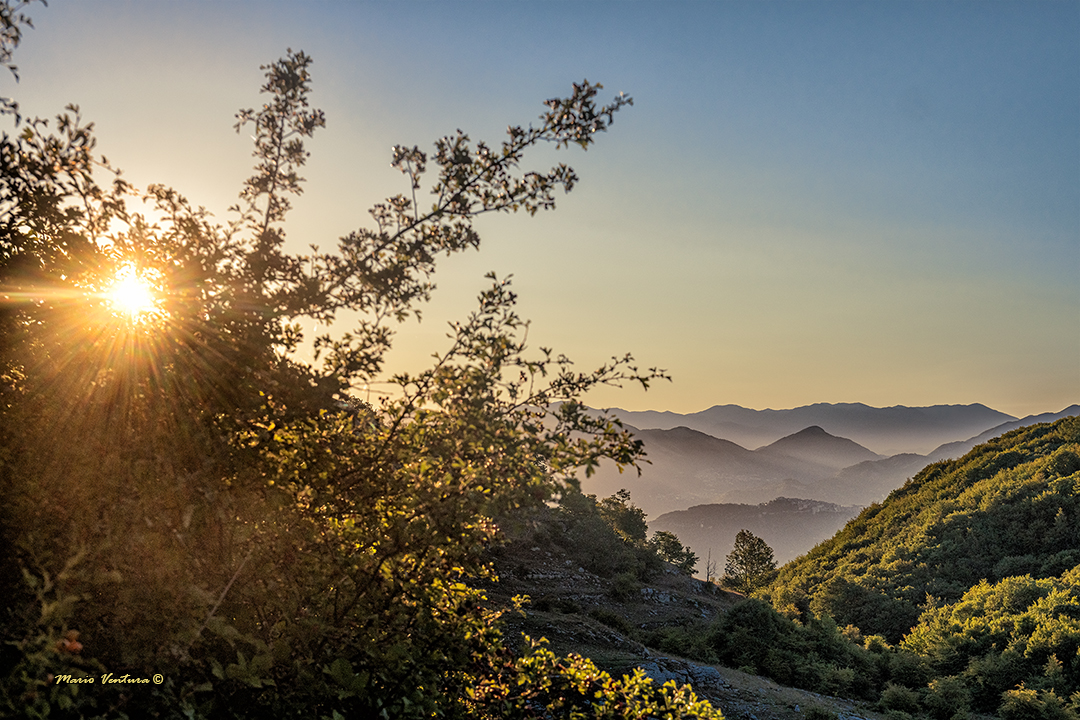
[481,540,897,720]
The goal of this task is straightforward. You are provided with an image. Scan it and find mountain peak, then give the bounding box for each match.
[792,425,829,436]
[756,425,881,469]
[762,424,858,448]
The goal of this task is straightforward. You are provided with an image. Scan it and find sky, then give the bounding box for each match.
[5,0,1078,419]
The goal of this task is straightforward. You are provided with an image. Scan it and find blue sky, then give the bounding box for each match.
[6,0,1078,417]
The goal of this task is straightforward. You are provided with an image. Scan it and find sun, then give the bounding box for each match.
[106,265,164,320]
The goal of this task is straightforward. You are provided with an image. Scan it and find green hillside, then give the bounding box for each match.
[756,416,1080,715]
[476,421,1080,718]
[765,416,1080,640]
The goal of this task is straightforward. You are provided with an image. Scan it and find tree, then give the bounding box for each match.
[650,530,699,576]
[0,6,726,718]
[556,489,661,579]
[723,529,777,595]
[1,0,40,118]
[598,488,650,543]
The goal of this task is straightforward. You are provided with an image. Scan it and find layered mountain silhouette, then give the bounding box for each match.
[813,404,1080,505]
[924,404,1080,462]
[582,424,884,515]
[579,403,1080,563]
[755,425,882,470]
[603,402,1015,456]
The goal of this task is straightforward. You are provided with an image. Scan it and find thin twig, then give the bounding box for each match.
[184,546,254,656]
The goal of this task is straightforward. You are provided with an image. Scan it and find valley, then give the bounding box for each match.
[495,411,1080,719]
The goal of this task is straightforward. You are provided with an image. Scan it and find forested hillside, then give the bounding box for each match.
[765,416,1080,639]
[759,416,1080,715]
[492,425,1080,718]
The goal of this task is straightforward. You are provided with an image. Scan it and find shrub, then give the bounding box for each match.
[924,675,972,720]
[611,571,640,603]
[589,608,632,636]
[999,684,1076,720]
[804,705,839,720]
[879,682,922,714]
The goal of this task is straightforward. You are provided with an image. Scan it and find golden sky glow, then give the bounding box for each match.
[7,1,1077,419]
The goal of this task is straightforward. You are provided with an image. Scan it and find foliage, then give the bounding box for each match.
[0,8,721,717]
[901,566,1080,715]
[650,531,699,576]
[610,571,641,603]
[764,416,1080,642]
[633,589,1080,717]
[599,488,650,544]
[706,599,880,700]
[802,707,839,720]
[999,684,1079,720]
[555,487,697,576]
[754,416,1080,715]
[722,529,776,595]
[589,608,634,636]
[877,682,921,714]
[550,488,665,581]
[465,637,723,719]
[632,596,904,701]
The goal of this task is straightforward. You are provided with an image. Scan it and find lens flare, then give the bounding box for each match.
[107,265,164,320]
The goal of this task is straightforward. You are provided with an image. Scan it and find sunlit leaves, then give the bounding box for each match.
[465,637,723,719]
[901,568,1080,714]
[0,29,676,717]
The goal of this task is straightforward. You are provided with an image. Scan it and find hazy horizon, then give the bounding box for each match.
[6,0,1077,419]
[598,399,1077,418]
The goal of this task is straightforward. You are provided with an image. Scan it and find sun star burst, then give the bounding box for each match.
[107,265,163,320]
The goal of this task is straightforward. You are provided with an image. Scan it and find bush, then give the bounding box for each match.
[879,682,922,714]
[886,649,932,689]
[611,571,640,603]
[589,608,632,636]
[999,684,1076,720]
[882,712,915,720]
[554,489,674,581]
[924,676,972,720]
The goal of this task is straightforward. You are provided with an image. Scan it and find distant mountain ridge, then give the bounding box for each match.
[582,424,883,516]
[818,404,1080,504]
[602,402,1016,456]
[581,403,1079,517]
[925,404,1080,462]
[580,403,1080,590]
